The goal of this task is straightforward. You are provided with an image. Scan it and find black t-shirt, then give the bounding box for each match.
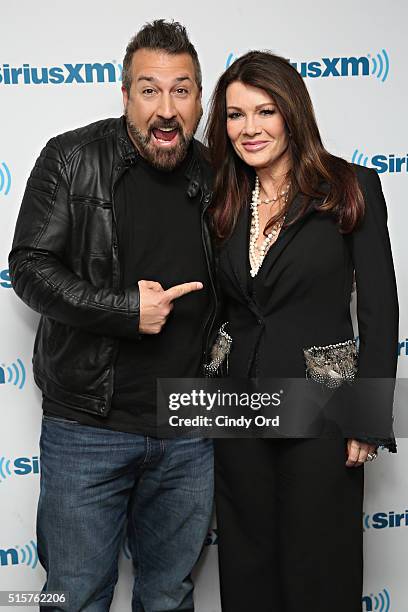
[43,148,211,434]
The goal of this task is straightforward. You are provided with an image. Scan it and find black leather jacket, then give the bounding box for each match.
[9,117,217,417]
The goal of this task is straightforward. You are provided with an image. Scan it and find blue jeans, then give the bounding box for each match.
[37,415,214,612]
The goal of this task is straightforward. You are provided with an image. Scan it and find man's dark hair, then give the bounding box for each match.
[122,19,202,93]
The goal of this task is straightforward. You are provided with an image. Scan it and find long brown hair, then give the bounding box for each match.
[205,51,364,241]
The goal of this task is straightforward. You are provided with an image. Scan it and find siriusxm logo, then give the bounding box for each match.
[364,508,408,530]
[226,49,389,82]
[0,269,11,288]
[0,456,40,482]
[204,528,218,545]
[352,149,408,173]
[0,359,26,389]
[0,540,38,568]
[398,338,408,356]
[0,162,11,195]
[291,49,389,81]
[362,588,390,611]
[0,62,122,86]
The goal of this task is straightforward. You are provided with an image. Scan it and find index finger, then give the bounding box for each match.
[345,440,360,467]
[164,282,203,302]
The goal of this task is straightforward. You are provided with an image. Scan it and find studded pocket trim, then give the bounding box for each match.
[303,339,358,389]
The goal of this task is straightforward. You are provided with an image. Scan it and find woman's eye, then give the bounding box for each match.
[260,108,276,115]
[227,112,242,120]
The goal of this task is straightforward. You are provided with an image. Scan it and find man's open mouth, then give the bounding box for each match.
[152,127,179,144]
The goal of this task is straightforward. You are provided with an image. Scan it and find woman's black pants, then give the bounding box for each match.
[214,436,364,612]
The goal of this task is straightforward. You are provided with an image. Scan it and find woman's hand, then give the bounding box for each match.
[346,439,377,467]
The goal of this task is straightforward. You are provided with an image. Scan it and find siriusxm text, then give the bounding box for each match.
[291,56,370,78]
[0,62,122,85]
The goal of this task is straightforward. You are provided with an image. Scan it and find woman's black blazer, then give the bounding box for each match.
[218,165,399,449]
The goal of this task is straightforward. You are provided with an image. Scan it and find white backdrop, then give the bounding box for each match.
[1,1,406,610]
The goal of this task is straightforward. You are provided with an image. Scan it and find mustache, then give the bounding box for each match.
[149,121,182,133]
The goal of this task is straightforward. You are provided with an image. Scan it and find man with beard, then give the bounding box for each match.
[9,20,216,612]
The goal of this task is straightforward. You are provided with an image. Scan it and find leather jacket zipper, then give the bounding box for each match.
[103,161,130,413]
[200,191,218,365]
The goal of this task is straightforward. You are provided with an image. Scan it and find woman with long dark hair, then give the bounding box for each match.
[206,51,398,612]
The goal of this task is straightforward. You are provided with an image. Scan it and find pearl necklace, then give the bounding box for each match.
[249,176,287,278]
[259,184,290,204]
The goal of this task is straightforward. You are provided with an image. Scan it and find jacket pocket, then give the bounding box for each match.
[69,196,113,256]
[303,339,358,389]
[204,322,232,377]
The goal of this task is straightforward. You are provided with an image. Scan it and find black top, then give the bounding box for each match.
[43,147,211,434]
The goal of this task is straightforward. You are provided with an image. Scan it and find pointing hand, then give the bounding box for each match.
[138,280,203,334]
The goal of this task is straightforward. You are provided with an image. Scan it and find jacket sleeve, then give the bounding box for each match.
[8,137,140,339]
[350,168,399,377]
[348,167,399,451]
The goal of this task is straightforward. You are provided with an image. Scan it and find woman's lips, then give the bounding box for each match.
[241,141,269,152]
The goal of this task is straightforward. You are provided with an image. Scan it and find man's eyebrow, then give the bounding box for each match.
[175,76,193,83]
[136,75,193,83]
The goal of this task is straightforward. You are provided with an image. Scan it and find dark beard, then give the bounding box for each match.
[124,108,202,171]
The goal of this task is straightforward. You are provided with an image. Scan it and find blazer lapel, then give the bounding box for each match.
[259,192,316,276]
[224,192,317,303]
[226,203,251,297]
